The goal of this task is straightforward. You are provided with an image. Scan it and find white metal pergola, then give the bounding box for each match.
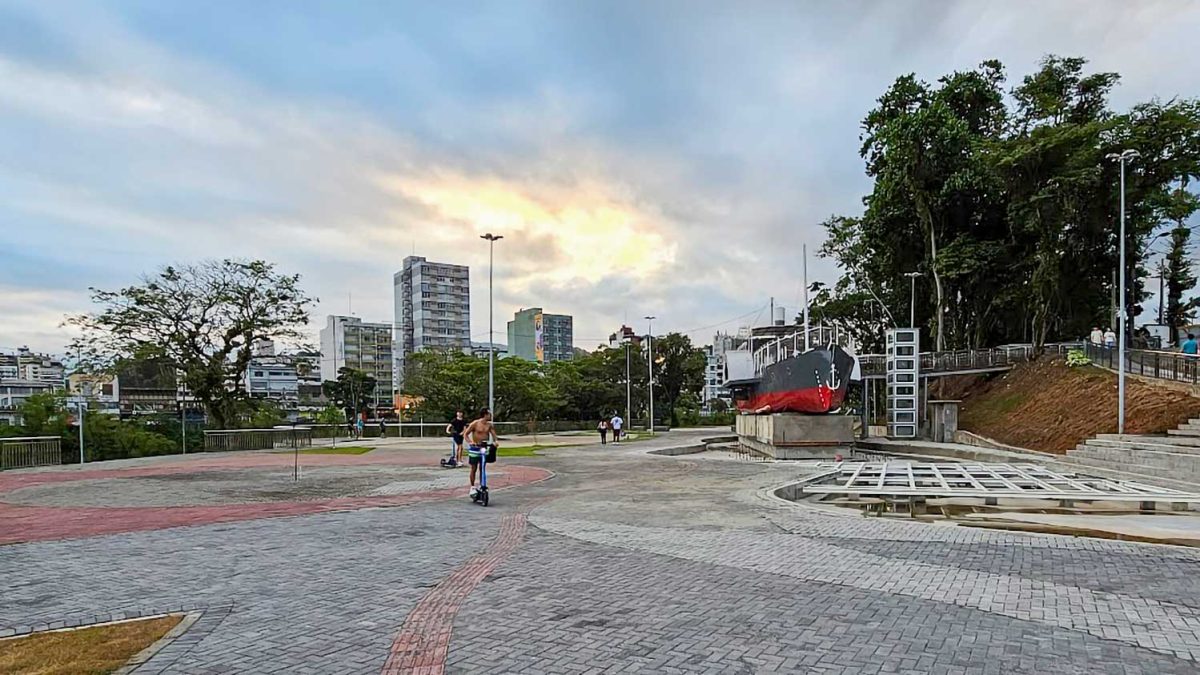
[801,462,1200,503]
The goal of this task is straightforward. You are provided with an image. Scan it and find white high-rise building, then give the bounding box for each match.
[393,256,471,391]
[703,331,742,412]
[319,315,394,409]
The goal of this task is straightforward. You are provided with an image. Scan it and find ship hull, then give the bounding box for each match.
[732,345,858,415]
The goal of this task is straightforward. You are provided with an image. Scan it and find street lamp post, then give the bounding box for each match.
[644,316,656,433]
[904,272,922,328]
[1106,149,1140,435]
[624,336,631,432]
[481,233,503,417]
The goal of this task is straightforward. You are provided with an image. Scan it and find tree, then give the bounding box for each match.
[649,333,705,427]
[71,260,315,429]
[322,367,377,419]
[822,56,1200,351]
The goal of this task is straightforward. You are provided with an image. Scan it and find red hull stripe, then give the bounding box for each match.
[737,386,847,414]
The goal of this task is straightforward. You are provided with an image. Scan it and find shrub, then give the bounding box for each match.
[1066,349,1091,368]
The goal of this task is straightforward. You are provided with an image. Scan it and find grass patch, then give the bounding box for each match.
[289,446,373,455]
[495,445,544,457]
[0,614,182,675]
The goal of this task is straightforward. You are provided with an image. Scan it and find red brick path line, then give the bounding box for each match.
[382,512,530,674]
[0,465,551,545]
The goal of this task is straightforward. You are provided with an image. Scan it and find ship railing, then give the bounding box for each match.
[751,327,840,376]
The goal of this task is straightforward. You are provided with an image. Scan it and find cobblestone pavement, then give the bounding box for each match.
[3,430,1200,673]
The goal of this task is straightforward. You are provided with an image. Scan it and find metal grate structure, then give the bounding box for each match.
[801,461,1200,502]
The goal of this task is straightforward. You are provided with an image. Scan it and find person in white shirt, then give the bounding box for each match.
[609,413,623,444]
[1103,327,1117,348]
[1089,327,1103,346]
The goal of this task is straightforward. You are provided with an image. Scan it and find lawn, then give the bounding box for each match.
[0,614,182,675]
[290,445,373,455]
[497,433,652,457]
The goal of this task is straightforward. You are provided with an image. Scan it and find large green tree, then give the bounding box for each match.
[820,56,1200,351]
[71,260,315,429]
[648,333,706,427]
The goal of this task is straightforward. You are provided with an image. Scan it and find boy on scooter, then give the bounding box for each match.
[445,410,467,467]
[463,408,498,498]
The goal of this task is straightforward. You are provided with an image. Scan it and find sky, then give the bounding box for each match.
[2,0,1199,355]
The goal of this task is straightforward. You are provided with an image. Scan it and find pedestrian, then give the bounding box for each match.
[598,418,608,445]
[356,414,365,439]
[1104,327,1116,349]
[379,417,387,438]
[1180,331,1200,374]
[446,410,467,466]
[1089,326,1103,346]
[610,412,623,444]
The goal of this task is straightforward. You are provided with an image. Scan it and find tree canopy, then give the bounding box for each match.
[402,333,705,426]
[71,259,315,428]
[820,56,1200,350]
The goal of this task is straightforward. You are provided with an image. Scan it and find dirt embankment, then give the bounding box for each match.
[937,358,1200,454]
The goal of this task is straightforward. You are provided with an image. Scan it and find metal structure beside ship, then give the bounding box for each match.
[721,306,863,459]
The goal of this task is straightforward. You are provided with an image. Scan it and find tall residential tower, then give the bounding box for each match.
[393,257,471,389]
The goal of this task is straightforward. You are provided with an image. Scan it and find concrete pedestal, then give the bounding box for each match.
[736,413,856,459]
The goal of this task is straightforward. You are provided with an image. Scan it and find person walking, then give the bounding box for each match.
[356,413,365,440]
[378,417,387,438]
[598,418,608,445]
[610,412,623,444]
[1089,326,1103,346]
[1103,327,1117,349]
[1183,333,1199,377]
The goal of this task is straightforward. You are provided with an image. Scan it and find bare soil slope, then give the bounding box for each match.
[949,357,1200,454]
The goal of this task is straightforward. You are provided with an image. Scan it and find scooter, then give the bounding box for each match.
[439,437,460,468]
[470,442,498,507]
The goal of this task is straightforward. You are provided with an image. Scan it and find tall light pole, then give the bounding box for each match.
[644,316,656,433]
[904,272,922,328]
[481,233,503,417]
[624,335,631,431]
[1106,149,1139,435]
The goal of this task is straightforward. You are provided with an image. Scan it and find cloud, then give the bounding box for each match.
[1,0,1199,356]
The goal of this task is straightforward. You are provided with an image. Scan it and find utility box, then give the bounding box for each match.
[886,328,920,438]
[928,400,960,443]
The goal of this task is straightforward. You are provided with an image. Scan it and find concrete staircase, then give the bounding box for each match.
[1063,418,1200,488]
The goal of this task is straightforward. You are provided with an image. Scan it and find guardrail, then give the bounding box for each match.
[858,344,1076,378]
[1085,343,1199,385]
[203,428,313,452]
[0,436,62,470]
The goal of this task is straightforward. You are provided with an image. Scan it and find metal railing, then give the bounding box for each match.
[203,428,313,452]
[1084,343,1200,385]
[752,326,840,375]
[860,345,1041,378]
[0,436,62,470]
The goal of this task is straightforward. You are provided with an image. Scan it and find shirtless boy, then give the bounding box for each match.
[462,408,498,497]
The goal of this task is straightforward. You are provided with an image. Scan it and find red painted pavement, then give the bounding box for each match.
[0,455,550,545]
[382,512,530,674]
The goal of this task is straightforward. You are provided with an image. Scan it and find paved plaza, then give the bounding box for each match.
[3,431,1200,673]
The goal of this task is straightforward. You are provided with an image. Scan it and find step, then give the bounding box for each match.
[1085,438,1200,456]
[1059,454,1200,485]
[1052,456,1200,493]
[1097,433,1200,448]
[1073,443,1200,472]
[1168,428,1200,438]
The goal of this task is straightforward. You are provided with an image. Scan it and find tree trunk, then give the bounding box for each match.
[928,216,946,351]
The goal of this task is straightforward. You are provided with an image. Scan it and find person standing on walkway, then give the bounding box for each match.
[598,418,608,445]
[446,410,467,466]
[356,413,365,440]
[379,417,387,438]
[1089,326,1103,346]
[1104,327,1117,349]
[610,412,623,444]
